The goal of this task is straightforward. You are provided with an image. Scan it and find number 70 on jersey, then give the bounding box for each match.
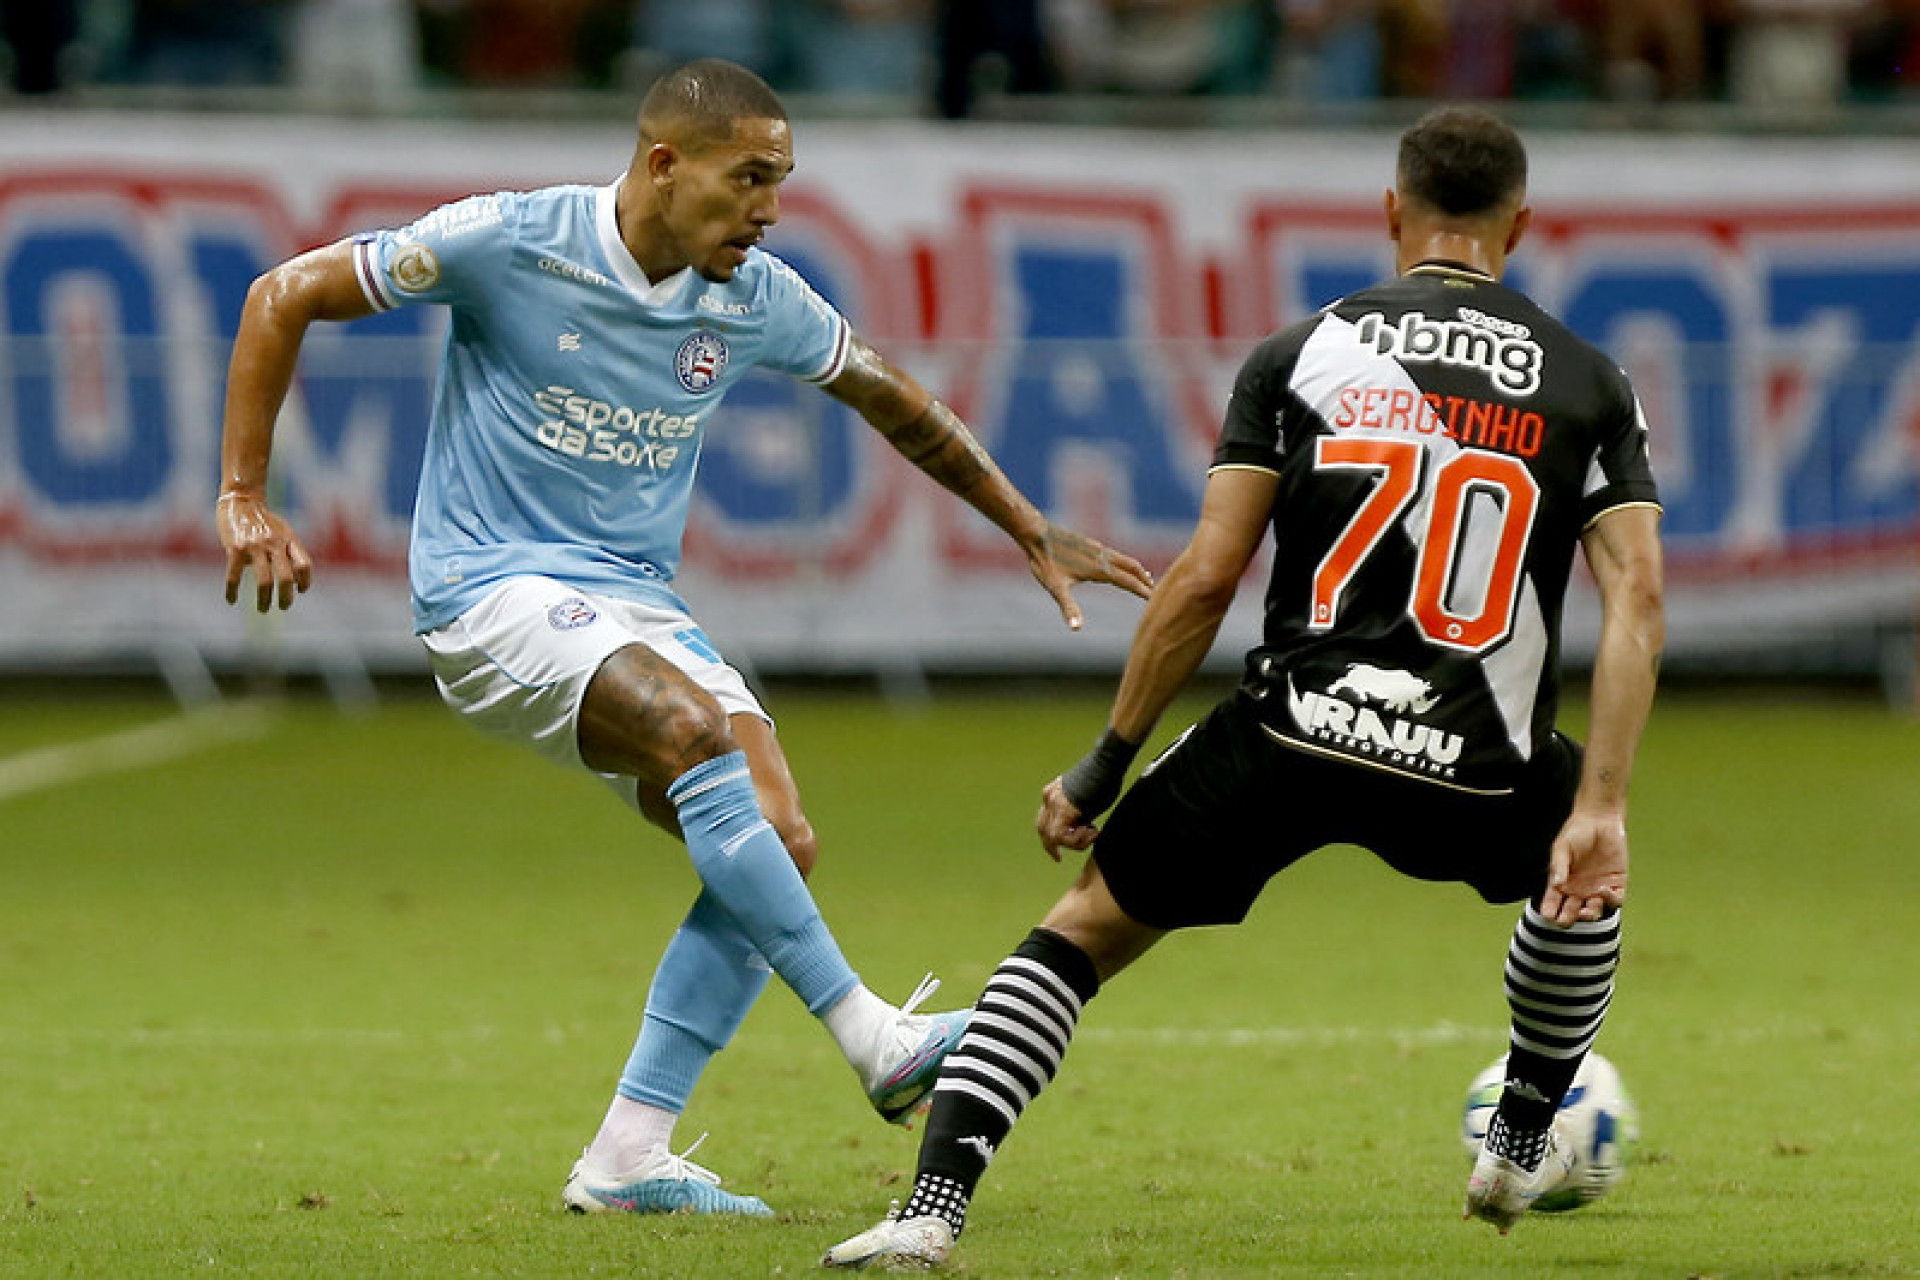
[1311,437,1541,655]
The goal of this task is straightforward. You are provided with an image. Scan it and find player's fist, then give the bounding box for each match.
[1037,778,1099,862]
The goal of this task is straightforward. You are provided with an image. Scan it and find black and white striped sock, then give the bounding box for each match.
[1497,903,1621,1140]
[902,928,1100,1237]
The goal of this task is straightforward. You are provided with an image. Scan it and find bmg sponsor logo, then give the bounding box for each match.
[1354,309,1543,396]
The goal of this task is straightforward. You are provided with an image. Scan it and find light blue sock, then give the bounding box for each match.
[617,889,773,1111]
[666,752,860,1015]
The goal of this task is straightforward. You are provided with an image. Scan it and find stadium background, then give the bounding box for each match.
[2,7,1919,1277]
[1,1,1918,699]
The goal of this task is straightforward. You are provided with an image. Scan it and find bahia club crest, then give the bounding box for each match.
[675,330,729,394]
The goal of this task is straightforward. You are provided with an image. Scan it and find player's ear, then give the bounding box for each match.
[1505,204,1533,255]
[1384,188,1401,241]
[645,141,678,188]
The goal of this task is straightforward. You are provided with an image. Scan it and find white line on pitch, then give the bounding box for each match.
[1079,1022,1499,1050]
[1080,1022,1901,1049]
[0,702,277,803]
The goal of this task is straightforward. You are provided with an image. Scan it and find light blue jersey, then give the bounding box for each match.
[352,181,850,632]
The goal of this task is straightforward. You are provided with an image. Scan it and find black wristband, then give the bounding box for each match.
[1059,728,1140,821]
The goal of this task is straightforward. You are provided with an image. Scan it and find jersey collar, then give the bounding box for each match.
[596,179,695,306]
[1406,259,1497,283]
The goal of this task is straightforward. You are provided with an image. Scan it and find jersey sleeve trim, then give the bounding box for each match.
[1208,460,1281,477]
[801,316,852,385]
[351,233,398,313]
[1212,440,1281,472]
[1581,498,1664,532]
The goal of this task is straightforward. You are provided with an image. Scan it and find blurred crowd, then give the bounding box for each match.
[4,0,1918,115]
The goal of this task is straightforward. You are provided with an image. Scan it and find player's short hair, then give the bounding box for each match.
[639,58,787,152]
[1397,106,1527,218]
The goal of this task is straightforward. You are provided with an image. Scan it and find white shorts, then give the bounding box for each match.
[420,576,768,786]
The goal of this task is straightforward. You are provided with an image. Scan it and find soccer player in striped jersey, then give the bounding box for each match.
[825,105,1663,1268]
[215,59,1152,1217]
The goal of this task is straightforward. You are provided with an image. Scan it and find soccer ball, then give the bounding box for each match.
[1460,1051,1639,1212]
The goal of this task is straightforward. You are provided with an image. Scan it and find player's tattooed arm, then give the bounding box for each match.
[827,333,1153,626]
[887,397,1004,505]
[828,334,1000,506]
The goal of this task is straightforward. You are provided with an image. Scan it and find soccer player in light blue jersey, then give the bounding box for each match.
[215,58,1154,1218]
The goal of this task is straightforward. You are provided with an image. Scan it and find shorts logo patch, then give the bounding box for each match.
[674,330,729,394]
[547,597,598,631]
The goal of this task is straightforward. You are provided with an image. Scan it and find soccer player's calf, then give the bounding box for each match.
[1485,902,1621,1168]
[900,927,1101,1240]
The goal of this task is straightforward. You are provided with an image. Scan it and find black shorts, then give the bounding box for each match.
[1092,693,1582,930]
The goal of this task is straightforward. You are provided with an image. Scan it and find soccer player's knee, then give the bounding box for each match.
[654,686,738,770]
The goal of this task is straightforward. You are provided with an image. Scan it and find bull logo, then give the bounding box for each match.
[1327,663,1439,715]
[1285,667,1462,776]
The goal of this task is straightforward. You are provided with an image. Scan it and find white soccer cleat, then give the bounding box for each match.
[822,1206,955,1270]
[1464,1128,1575,1234]
[562,1136,773,1217]
[862,974,971,1125]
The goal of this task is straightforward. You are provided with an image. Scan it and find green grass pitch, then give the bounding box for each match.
[1,684,1915,1277]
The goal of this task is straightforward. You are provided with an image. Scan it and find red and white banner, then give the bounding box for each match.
[2,112,1916,672]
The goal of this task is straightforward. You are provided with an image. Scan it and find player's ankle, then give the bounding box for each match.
[1485,1113,1551,1173]
[821,983,890,1068]
[901,1172,969,1239]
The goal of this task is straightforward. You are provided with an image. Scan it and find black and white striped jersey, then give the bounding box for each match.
[1215,263,1661,794]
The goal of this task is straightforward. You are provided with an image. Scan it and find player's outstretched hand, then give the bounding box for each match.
[1037,777,1099,862]
[1026,523,1153,631]
[217,491,313,612]
[1540,809,1629,926]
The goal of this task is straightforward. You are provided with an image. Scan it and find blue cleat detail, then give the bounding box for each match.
[562,1140,773,1217]
[866,975,972,1125]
